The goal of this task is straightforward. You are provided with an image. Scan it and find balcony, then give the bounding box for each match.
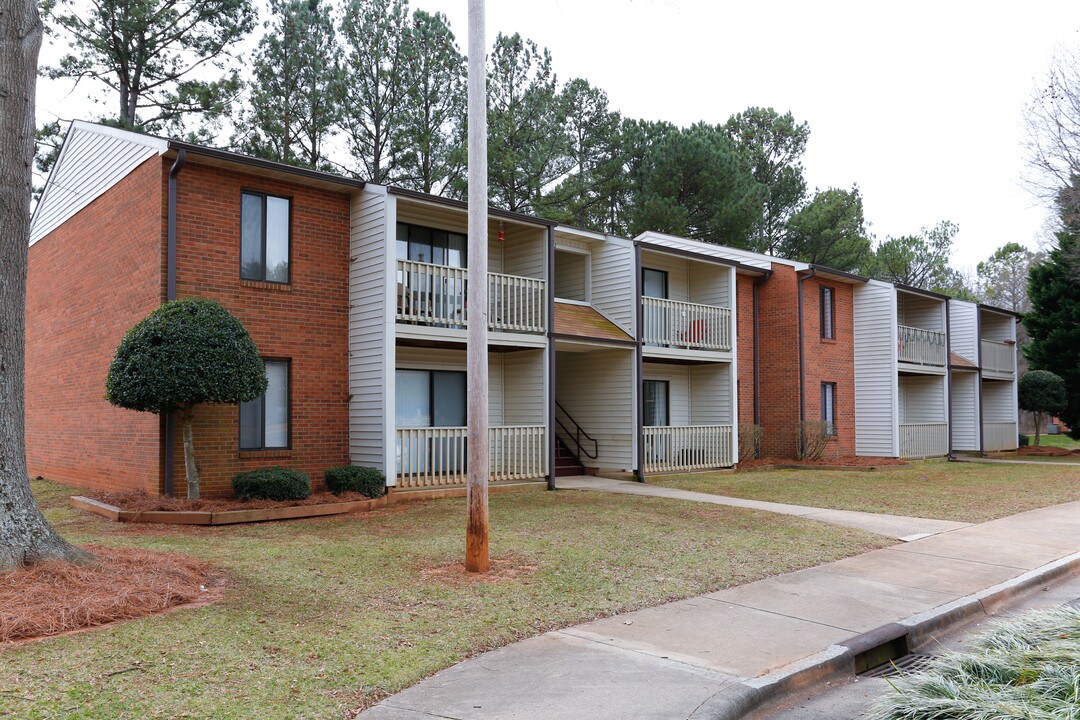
[980,340,1016,375]
[396,259,546,334]
[898,325,947,367]
[899,422,948,458]
[641,298,732,351]
[642,424,734,473]
[396,425,547,489]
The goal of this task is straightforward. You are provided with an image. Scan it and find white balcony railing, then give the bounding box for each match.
[643,424,734,473]
[396,259,545,334]
[980,340,1016,375]
[641,298,732,351]
[983,422,1018,452]
[899,422,948,458]
[898,325,947,366]
[396,425,546,489]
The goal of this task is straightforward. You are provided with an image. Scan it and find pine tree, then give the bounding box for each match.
[235,0,342,169]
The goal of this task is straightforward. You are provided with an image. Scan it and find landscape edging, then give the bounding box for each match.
[69,495,387,525]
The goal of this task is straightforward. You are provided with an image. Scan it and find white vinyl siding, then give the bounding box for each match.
[980,310,1015,343]
[854,280,899,456]
[982,379,1016,423]
[555,349,635,471]
[950,370,980,451]
[31,122,167,245]
[554,249,589,302]
[897,292,945,331]
[502,226,546,280]
[349,189,389,470]
[948,300,979,365]
[591,239,635,334]
[899,375,946,423]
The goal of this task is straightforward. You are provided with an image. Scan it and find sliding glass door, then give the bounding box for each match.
[396,369,467,475]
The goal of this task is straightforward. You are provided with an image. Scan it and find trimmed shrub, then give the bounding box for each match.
[324,466,385,498]
[232,467,311,502]
[1019,433,1030,447]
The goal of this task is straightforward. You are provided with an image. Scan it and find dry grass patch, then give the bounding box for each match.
[653,460,1080,522]
[0,546,214,643]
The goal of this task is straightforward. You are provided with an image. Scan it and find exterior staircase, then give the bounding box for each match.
[554,437,587,477]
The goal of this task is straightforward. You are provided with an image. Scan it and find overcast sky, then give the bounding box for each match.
[37,0,1080,272]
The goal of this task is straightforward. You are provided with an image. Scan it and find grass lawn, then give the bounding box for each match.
[0,479,889,720]
[651,461,1080,523]
[1027,432,1080,449]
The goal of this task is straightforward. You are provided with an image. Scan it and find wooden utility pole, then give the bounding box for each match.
[465,0,489,573]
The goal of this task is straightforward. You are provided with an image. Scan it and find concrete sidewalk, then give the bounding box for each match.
[556,475,969,541]
[360,500,1080,720]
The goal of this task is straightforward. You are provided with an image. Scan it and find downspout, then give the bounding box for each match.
[634,242,645,482]
[752,273,770,427]
[797,269,817,442]
[977,310,987,456]
[945,301,955,460]
[546,226,556,491]
[163,149,186,497]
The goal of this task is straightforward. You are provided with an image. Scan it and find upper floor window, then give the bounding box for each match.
[241,192,290,283]
[240,359,290,450]
[820,286,835,340]
[396,223,467,268]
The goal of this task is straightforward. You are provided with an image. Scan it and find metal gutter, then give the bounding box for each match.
[166,140,365,189]
[977,303,1024,319]
[895,283,951,301]
[634,239,770,275]
[808,264,870,283]
[387,186,557,227]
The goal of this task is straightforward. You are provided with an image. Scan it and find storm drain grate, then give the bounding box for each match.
[860,653,937,678]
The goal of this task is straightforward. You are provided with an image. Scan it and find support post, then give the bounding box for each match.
[465,0,489,573]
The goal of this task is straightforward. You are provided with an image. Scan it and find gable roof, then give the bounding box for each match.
[31,121,168,246]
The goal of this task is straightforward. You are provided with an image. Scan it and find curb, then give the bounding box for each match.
[695,550,1080,720]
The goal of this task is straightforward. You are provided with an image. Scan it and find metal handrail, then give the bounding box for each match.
[554,401,598,460]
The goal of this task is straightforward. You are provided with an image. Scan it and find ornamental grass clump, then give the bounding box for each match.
[867,606,1080,720]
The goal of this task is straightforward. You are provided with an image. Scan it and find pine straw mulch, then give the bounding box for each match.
[739,455,909,469]
[1017,445,1080,457]
[89,490,375,513]
[0,545,218,644]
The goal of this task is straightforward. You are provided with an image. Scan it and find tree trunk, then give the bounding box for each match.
[1034,411,1042,447]
[181,408,201,499]
[0,0,90,571]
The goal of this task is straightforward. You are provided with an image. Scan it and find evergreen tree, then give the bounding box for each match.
[781,186,870,271]
[539,78,622,230]
[629,122,765,246]
[392,9,466,195]
[484,33,570,213]
[725,107,809,255]
[1025,190,1080,438]
[234,0,342,169]
[46,0,254,135]
[338,0,411,183]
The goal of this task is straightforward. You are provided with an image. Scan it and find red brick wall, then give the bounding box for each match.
[800,277,856,459]
[170,161,352,497]
[749,267,857,459]
[26,157,165,493]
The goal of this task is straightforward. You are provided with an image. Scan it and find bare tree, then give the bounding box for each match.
[1024,47,1080,225]
[0,0,89,570]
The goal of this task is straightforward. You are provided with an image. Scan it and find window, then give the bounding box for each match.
[821,382,836,436]
[642,268,669,299]
[241,192,290,283]
[240,360,290,449]
[643,380,670,427]
[395,370,467,427]
[396,223,468,268]
[820,287,834,340]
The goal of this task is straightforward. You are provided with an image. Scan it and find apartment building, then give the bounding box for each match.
[25,122,1020,497]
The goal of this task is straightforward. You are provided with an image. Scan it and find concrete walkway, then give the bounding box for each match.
[361,500,1080,720]
[556,475,969,541]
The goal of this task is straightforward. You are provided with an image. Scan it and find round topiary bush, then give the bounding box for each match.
[233,467,311,502]
[324,466,385,498]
